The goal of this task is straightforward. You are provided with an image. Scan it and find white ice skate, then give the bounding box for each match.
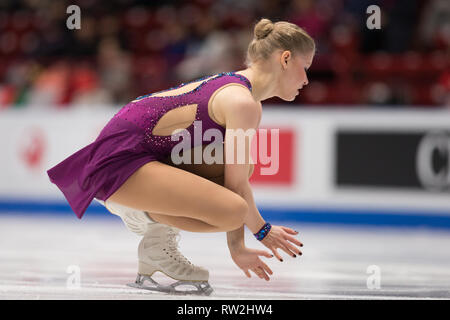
[95,199,154,235]
[131,224,213,295]
[95,199,213,295]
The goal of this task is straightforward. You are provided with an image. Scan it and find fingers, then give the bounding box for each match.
[260,261,273,276]
[284,241,302,256]
[270,248,283,262]
[281,226,298,235]
[251,267,270,281]
[280,227,303,256]
[271,241,302,260]
[285,235,303,247]
[262,226,304,261]
[279,243,297,257]
[247,259,273,281]
[270,244,296,261]
[257,250,274,259]
[243,269,251,278]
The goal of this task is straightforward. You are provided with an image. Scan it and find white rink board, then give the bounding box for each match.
[0,107,450,215]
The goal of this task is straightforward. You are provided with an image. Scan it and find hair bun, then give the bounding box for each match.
[254,18,274,40]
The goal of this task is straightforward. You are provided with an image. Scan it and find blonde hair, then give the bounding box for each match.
[245,18,316,67]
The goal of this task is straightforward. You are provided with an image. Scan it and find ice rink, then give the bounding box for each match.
[1,213,449,300]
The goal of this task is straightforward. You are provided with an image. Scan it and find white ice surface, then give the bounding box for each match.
[0,214,450,300]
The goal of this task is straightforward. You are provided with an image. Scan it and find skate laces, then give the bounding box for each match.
[166,228,193,266]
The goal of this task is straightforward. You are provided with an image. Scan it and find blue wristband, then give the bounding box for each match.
[254,222,272,241]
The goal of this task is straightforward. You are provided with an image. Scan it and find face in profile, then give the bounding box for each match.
[277,50,314,101]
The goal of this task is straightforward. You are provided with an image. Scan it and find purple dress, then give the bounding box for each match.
[47,72,252,219]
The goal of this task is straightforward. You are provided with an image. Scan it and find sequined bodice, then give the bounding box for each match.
[112,71,252,159]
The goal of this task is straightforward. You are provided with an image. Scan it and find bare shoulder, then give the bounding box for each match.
[212,84,262,127]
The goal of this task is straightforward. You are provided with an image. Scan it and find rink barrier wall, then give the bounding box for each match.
[1,107,450,228]
[1,198,450,229]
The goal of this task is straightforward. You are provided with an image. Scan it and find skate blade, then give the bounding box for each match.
[127,274,213,296]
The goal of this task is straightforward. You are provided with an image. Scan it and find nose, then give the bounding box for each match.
[304,75,309,86]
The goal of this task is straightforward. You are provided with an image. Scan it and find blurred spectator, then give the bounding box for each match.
[97,37,132,104]
[27,60,70,108]
[0,0,448,108]
[69,61,113,107]
[418,0,450,51]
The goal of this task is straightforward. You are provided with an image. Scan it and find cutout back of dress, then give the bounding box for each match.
[112,72,253,159]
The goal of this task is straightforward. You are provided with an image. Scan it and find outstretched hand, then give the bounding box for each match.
[229,246,274,281]
[260,225,303,261]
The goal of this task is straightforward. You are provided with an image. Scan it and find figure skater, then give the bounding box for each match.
[47,18,315,295]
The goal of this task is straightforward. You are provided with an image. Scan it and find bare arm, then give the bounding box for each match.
[218,86,301,279]
[233,181,265,233]
[226,163,256,250]
[219,86,303,263]
[219,87,265,235]
[227,225,245,251]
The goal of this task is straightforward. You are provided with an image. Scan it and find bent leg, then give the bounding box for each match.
[145,158,254,232]
[147,213,222,232]
[107,161,247,232]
